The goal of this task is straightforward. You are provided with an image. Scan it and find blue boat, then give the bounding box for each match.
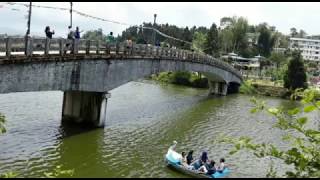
[165,147,230,178]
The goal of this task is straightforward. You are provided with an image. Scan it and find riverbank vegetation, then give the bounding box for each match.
[220,89,320,178]
[239,80,258,94]
[151,71,208,88]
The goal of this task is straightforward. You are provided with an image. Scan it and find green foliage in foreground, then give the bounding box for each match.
[0,172,18,178]
[0,165,74,178]
[43,165,74,178]
[239,80,258,94]
[220,88,320,178]
[0,113,6,134]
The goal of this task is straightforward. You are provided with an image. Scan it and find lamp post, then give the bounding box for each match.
[26,2,32,36]
[25,2,32,55]
[70,2,73,28]
[153,14,157,45]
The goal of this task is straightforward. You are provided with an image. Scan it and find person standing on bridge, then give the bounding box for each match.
[125,37,133,55]
[65,26,75,54]
[106,32,115,44]
[45,26,55,39]
[74,26,83,40]
[74,27,83,53]
[155,40,161,47]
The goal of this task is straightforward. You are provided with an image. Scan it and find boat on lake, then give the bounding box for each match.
[164,144,230,178]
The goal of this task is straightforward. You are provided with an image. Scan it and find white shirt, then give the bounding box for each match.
[218,162,225,171]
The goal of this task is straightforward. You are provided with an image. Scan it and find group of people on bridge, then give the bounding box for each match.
[44,25,116,54]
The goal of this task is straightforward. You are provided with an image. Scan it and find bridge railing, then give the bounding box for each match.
[0,36,242,79]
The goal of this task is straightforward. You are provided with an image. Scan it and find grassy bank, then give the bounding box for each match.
[239,79,289,98]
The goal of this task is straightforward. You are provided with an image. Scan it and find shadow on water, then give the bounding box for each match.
[58,120,100,139]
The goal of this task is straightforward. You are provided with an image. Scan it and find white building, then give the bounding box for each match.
[289,37,320,61]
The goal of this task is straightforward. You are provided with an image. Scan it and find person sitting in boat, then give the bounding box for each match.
[180,152,188,166]
[198,160,216,175]
[217,158,226,173]
[200,151,209,165]
[206,160,217,175]
[191,151,209,170]
[179,151,195,170]
[186,150,194,165]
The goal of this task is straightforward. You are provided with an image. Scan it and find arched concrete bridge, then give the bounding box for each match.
[0,36,243,127]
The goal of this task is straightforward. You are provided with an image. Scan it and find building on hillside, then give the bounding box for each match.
[289,37,320,61]
[221,53,261,69]
[273,47,286,54]
[220,21,232,30]
[246,33,259,47]
[307,35,320,40]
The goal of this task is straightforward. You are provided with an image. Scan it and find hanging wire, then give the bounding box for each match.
[4,2,192,44]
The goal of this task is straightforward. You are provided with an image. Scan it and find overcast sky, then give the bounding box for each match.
[1,2,320,38]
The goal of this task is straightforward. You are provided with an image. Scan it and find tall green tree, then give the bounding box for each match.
[257,24,275,57]
[290,27,298,37]
[220,17,233,28]
[82,28,108,42]
[298,30,307,38]
[192,31,207,52]
[230,16,249,53]
[219,28,234,54]
[204,23,220,57]
[284,50,308,90]
[269,52,287,70]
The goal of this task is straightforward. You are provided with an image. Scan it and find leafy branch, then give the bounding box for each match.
[220,89,320,178]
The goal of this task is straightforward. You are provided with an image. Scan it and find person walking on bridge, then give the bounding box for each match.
[45,26,55,39]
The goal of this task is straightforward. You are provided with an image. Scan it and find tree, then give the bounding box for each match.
[182,27,193,49]
[269,52,287,70]
[192,31,207,52]
[220,17,233,28]
[298,30,307,38]
[82,28,108,42]
[204,23,220,57]
[219,28,233,54]
[278,34,290,48]
[257,24,275,57]
[290,27,298,37]
[230,16,249,53]
[220,89,320,178]
[284,50,308,90]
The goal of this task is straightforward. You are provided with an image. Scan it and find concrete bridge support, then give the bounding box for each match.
[62,91,110,127]
[208,81,228,96]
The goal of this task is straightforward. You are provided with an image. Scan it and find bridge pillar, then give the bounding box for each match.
[219,82,228,96]
[62,91,110,127]
[208,81,228,96]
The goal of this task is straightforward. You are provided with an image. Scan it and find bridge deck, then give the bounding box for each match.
[0,36,242,80]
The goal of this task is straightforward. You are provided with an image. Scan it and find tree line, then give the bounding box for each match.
[114,16,304,59]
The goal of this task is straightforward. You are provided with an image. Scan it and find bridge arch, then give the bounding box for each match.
[0,37,243,127]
